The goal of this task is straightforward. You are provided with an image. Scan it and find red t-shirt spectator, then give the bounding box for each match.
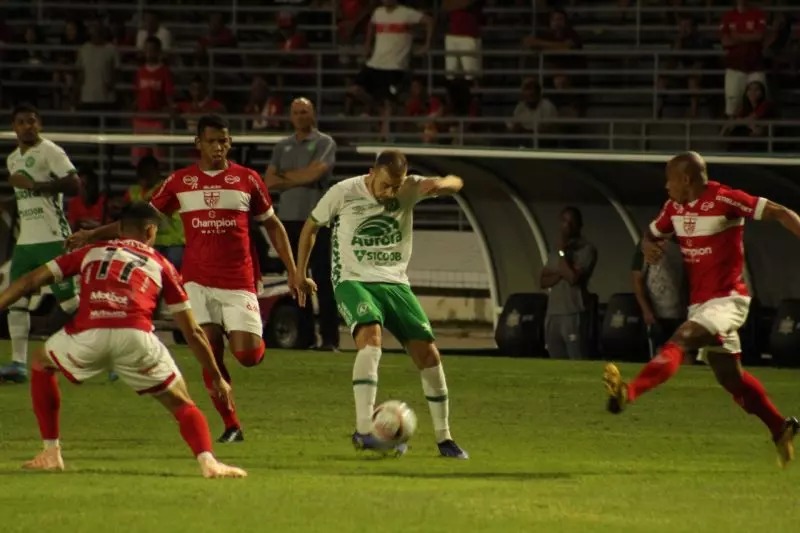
[405,95,443,118]
[720,7,767,72]
[448,1,482,38]
[67,194,107,230]
[135,64,174,113]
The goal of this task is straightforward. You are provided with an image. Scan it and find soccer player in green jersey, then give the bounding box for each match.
[296,149,468,458]
[1,104,80,383]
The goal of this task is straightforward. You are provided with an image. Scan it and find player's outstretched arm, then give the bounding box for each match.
[66,221,121,250]
[262,214,300,295]
[0,265,54,311]
[172,308,233,407]
[760,201,800,238]
[294,218,321,308]
[417,175,464,198]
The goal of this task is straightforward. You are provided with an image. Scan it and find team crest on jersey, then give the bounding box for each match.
[204,191,220,208]
[683,215,697,235]
[183,175,199,189]
[383,198,400,212]
[24,156,35,168]
[224,174,240,184]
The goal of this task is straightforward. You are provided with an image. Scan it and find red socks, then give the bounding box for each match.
[628,342,684,402]
[31,367,60,440]
[173,403,213,456]
[726,369,785,439]
[203,342,240,430]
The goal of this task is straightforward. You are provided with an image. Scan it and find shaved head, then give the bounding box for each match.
[290,97,316,132]
[667,151,708,184]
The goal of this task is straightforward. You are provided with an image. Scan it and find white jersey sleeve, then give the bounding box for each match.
[310,183,346,227]
[42,140,77,178]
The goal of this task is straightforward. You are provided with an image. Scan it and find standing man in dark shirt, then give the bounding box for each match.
[540,206,598,360]
[265,98,339,350]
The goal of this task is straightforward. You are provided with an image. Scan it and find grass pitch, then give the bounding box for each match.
[1,341,799,533]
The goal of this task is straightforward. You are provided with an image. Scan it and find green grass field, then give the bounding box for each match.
[1,340,799,533]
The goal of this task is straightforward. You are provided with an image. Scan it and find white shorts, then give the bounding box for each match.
[724,69,766,116]
[688,295,751,354]
[184,282,262,336]
[44,328,181,395]
[445,34,481,79]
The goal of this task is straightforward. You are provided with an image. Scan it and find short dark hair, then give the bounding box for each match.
[11,103,39,121]
[561,205,583,227]
[196,114,229,138]
[374,150,407,178]
[120,202,162,234]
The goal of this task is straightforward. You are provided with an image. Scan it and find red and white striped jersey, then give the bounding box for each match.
[149,162,274,292]
[650,180,767,305]
[46,239,189,334]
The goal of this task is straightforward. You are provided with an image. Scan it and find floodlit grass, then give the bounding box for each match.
[1,341,798,533]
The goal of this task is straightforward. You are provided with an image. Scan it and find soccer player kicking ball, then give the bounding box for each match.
[603,151,800,468]
[0,203,245,478]
[1,104,80,383]
[69,115,303,443]
[295,150,468,459]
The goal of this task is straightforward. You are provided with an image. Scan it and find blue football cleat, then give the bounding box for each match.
[437,439,469,459]
[0,361,28,384]
[352,432,408,457]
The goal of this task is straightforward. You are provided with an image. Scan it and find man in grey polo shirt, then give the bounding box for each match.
[540,206,598,360]
[265,98,339,350]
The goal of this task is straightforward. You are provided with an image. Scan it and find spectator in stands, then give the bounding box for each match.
[347,0,433,140]
[276,11,313,85]
[9,25,48,107]
[75,19,120,122]
[631,237,687,360]
[109,15,135,51]
[265,98,339,351]
[132,37,174,162]
[521,8,584,88]
[338,0,375,45]
[53,20,86,110]
[175,77,226,134]
[721,80,774,151]
[657,14,710,118]
[125,155,185,270]
[541,206,598,360]
[403,77,443,134]
[136,10,172,53]
[507,78,558,144]
[195,11,239,71]
[720,0,767,118]
[441,0,483,117]
[764,11,796,79]
[244,75,284,131]
[67,168,107,232]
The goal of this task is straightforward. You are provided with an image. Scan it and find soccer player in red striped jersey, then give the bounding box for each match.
[68,115,308,443]
[604,151,800,468]
[0,203,245,478]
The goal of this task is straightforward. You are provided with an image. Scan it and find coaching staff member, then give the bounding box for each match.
[265,97,339,350]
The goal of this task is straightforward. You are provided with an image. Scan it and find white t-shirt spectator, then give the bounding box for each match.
[136,25,172,51]
[509,98,558,131]
[76,43,119,104]
[367,5,424,71]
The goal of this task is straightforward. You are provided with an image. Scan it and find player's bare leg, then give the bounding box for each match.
[706,352,799,468]
[407,340,468,459]
[200,323,242,442]
[154,379,246,478]
[604,320,712,413]
[350,323,404,456]
[22,347,64,471]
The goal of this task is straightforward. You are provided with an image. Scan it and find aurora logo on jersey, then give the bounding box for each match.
[351,215,402,247]
[351,215,403,264]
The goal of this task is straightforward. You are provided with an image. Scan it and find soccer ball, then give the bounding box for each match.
[371,400,417,444]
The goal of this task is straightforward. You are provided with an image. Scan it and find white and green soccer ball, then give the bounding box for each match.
[371,400,417,444]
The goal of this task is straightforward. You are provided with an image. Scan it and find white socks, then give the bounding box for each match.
[8,309,30,365]
[352,345,382,434]
[43,439,60,449]
[421,364,451,443]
